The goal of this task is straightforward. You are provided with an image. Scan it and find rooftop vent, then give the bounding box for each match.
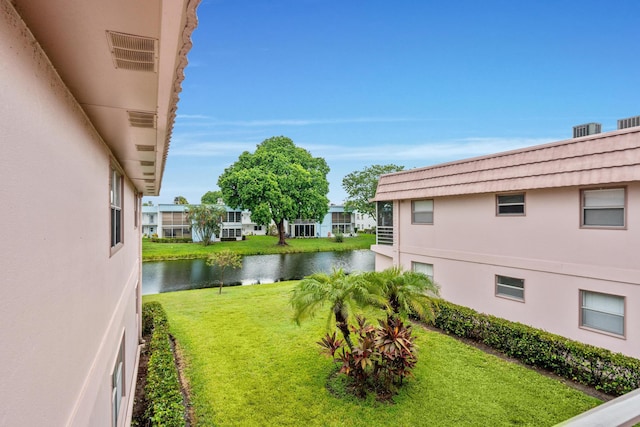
[573,122,601,138]
[129,111,157,128]
[106,31,158,72]
[617,115,640,130]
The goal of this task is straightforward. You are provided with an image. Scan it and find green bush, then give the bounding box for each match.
[431,299,640,396]
[333,233,344,243]
[142,302,186,427]
[150,237,193,244]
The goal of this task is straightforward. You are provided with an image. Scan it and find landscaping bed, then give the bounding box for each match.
[142,282,602,426]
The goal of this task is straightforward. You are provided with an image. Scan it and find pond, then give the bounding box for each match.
[142,250,375,294]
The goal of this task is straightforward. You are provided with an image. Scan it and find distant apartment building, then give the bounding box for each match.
[372,123,640,357]
[289,205,363,238]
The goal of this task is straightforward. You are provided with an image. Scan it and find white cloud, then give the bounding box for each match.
[177,116,419,127]
[301,137,555,165]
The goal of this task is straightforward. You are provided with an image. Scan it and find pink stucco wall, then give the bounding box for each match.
[374,184,640,357]
[0,4,141,426]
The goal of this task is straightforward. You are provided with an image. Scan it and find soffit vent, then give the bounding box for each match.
[129,111,157,128]
[106,31,158,72]
[140,161,155,167]
[144,179,155,183]
[136,144,156,152]
[143,172,155,176]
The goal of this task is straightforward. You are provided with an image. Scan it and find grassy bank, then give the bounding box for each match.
[144,282,600,427]
[142,234,376,261]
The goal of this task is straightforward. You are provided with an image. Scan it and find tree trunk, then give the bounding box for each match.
[334,310,353,350]
[277,219,287,246]
[219,269,224,294]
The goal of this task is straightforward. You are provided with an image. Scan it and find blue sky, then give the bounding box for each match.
[149,0,640,205]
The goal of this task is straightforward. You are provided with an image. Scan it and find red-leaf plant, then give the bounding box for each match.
[317,315,417,399]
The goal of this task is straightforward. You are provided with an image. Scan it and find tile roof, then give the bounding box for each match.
[373,127,640,201]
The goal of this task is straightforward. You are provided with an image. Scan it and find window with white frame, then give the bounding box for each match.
[412,262,434,281]
[581,188,625,227]
[495,275,524,301]
[110,168,123,248]
[496,193,525,215]
[580,290,624,336]
[412,200,433,224]
[111,336,125,427]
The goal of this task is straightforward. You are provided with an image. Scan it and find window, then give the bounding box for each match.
[412,262,433,281]
[412,200,433,224]
[495,275,524,301]
[226,211,241,223]
[582,188,625,227]
[222,228,241,238]
[110,168,123,247]
[377,201,394,245]
[332,212,351,223]
[111,336,125,427]
[497,193,525,215]
[580,291,624,336]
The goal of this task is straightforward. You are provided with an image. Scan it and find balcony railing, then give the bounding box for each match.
[376,226,393,245]
[559,387,640,426]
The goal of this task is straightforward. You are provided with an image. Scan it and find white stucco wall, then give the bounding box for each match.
[374,184,640,357]
[0,3,140,425]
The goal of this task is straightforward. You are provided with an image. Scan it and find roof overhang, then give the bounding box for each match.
[373,127,640,201]
[11,0,200,196]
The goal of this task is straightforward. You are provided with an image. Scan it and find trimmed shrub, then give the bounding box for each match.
[333,233,344,243]
[142,302,186,427]
[150,237,193,244]
[431,299,640,396]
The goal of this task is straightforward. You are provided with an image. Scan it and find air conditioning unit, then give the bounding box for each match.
[572,122,601,138]
[617,115,640,130]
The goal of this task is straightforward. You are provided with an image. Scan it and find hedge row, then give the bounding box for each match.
[149,238,193,244]
[431,299,640,396]
[142,302,186,427]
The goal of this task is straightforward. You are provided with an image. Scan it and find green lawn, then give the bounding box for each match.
[142,234,376,261]
[144,282,601,427]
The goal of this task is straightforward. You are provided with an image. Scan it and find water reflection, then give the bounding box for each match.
[142,250,374,295]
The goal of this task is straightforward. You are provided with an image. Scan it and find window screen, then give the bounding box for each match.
[581,291,624,335]
[412,200,434,224]
[582,188,625,227]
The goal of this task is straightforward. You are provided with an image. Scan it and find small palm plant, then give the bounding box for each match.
[364,266,440,322]
[290,268,384,349]
[206,250,242,294]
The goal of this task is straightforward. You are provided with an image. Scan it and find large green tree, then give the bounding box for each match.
[218,136,330,245]
[201,190,223,205]
[186,204,226,246]
[342,164,404,219]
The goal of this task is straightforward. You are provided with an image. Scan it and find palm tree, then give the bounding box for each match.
[290,268,384,349]
[364,266,440,322]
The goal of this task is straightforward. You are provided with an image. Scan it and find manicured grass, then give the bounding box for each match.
[142,234,376,261]
[144,282,601,427]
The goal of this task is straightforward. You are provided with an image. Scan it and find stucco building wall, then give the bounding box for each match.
[0,3,141,425]
[374,183,639,356]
